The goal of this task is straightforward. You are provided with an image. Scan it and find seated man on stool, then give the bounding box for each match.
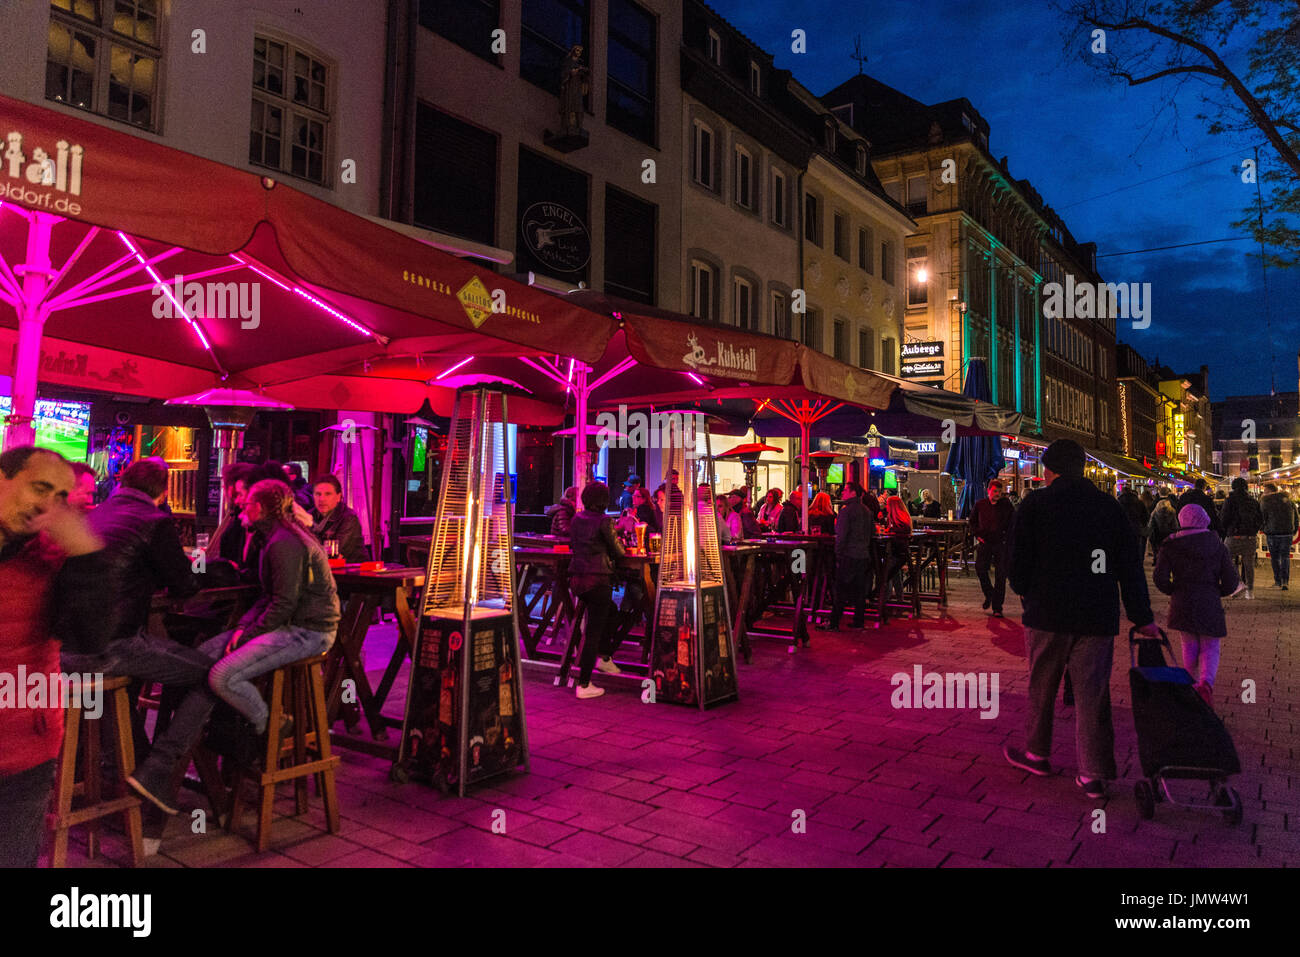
[60,460,213,851]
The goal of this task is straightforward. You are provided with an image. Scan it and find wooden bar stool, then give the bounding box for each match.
[227,653,341,852]
[49,674,144,867]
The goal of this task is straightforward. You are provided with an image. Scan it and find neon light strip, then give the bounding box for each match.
[231,252,377,339]
[685,372,705,386]
[229,253,291,292]
[47,246,182,309]
[117,232,224,375]
[434,356,472,380]
[291,287,373,337]
[48,259,247,310]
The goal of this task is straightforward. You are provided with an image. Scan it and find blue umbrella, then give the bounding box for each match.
[944,359,1005,519]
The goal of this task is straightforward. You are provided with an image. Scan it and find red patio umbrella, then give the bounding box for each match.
[0,93,616,446]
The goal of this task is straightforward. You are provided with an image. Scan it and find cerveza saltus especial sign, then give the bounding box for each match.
[520,202,591,273]
[900,340,944,379]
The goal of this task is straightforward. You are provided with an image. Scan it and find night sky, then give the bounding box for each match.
[709,0,1300,400]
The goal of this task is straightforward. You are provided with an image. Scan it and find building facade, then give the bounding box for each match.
[1213,392,1300,478]
[1156,365,1213,477]
[1116,343,1162,465]
[387,0,684,306]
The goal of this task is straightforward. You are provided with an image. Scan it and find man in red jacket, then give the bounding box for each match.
[0,446,116,867]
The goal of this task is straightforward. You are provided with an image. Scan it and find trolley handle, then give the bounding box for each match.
[1129,624,1171,669]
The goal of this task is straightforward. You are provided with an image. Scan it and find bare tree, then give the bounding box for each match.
[1057,0,1300,266]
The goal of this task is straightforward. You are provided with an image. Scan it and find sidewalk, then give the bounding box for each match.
[69,562,1295,868]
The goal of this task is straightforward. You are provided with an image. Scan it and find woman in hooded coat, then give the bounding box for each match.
[1153,504,1239,707]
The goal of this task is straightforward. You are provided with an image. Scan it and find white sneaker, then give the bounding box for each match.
[142,838,162,857]
[595,656,622,675]
[1245,589,1254,600]
[576,683,605,699]
[1229,583,1247,599]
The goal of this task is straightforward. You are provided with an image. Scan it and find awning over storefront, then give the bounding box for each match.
[1088,448,1157,479]
[0,93,617,439]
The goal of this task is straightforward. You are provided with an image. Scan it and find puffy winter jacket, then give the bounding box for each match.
[90,486,198,642]
[1260,492,1299,536]
[568,508,625,593]
[546,499,576,537]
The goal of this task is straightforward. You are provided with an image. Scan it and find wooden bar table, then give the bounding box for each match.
[745,534,834,648]
[916,518,971,575]
[512,545,576,659]
[324,564,424,757]
[721,543,761,663]
[554,551,657,687]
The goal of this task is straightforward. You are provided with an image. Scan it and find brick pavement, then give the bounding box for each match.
[61,560,1295,868]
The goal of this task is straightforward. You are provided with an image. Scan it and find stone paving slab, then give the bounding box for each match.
[53,562,1294,868]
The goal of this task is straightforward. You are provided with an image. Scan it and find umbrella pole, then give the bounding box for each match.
[800,422,809,534]
[6,213,56,451]
[574,363,589,493]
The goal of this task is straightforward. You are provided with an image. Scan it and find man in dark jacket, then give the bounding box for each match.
[828,483,872,630]
[1259,482,1298,589]
[1218,477,1263,598]
[63,459,216,832]
[309,474,368,563]
[1117,486,1149,542]
[1004,440,1157,800]
[567,481,626,697]
[970,478,1015,616]
[0,447,116,867]
[1177,478,1220,534]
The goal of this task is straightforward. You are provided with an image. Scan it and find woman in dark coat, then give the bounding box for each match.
[1153,504,1239,708]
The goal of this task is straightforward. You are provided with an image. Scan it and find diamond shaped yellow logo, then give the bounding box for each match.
[457,276,493,328]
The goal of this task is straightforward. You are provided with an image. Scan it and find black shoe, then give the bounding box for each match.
[1075,775,1106,799]
[1003,745,1051,777]
[982,597,991,610]
[992,610,1003,618]
[126,773,179,816]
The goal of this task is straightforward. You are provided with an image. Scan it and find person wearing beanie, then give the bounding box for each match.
[1005,438,1157,801]
[1218,476,1263,598]
[1153,503,1239,707]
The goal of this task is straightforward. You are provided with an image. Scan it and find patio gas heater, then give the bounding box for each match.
[649,418,739,710]
[395,387,529,795]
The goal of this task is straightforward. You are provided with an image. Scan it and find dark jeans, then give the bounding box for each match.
[63,630,218,800]
[831,556,869,627]
[1227,536,1256,589]
[577,583,617,686]
[0,760,55,867]
[975,538,1009,612]
[1266,534,1292,585]
[1024,629,1117,780]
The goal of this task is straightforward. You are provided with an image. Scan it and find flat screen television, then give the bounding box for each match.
[0,396,91,461]
[882,469,898,490]
[826,464,844,485]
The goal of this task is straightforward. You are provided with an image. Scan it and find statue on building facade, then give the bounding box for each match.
[559,45,590,136]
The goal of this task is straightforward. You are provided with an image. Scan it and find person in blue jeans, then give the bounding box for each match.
[1260,483,1299,589]
[194,480,339,741]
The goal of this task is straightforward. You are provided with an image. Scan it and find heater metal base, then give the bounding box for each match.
[396,611,528,795]
[649,583,738,709]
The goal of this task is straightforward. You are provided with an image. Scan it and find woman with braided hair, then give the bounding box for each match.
[199,479,340,739]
